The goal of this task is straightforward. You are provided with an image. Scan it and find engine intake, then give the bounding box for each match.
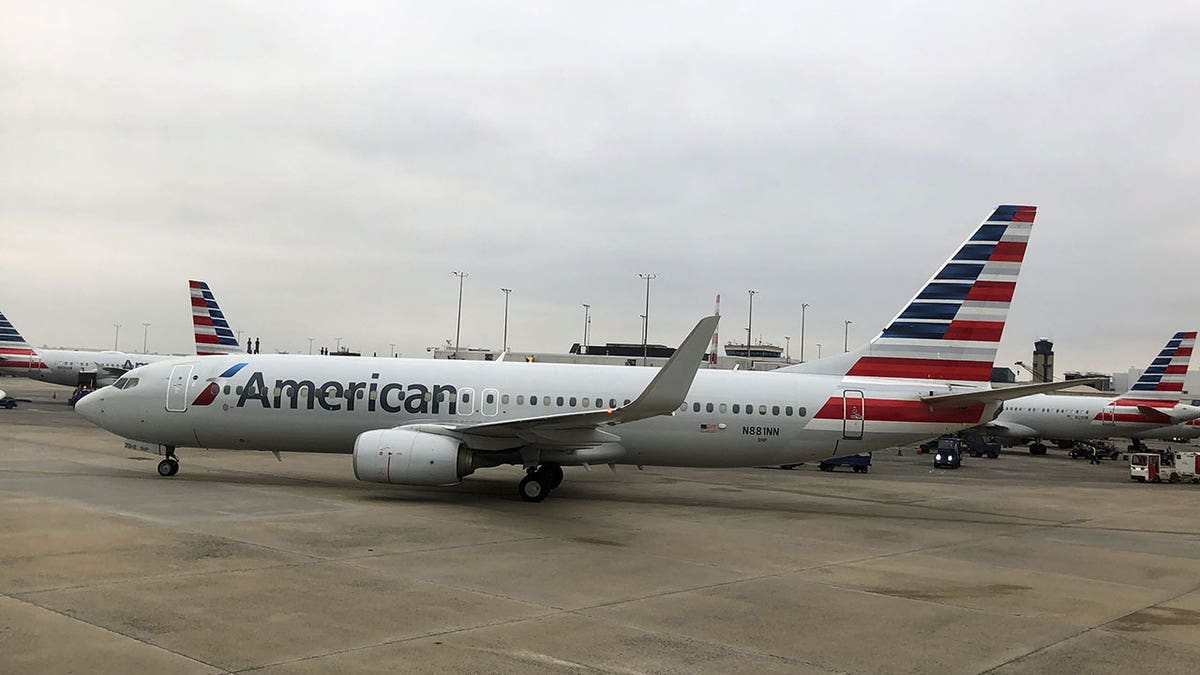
[353,428,474,486]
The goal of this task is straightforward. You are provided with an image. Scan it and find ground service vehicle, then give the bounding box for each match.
[1130,452,1186,483]
[818,453,871,473]
[934,437,963,469]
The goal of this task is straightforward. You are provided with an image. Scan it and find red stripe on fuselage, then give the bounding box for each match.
[814,397,986,424]
[964,281,1015,303]
[1110,398,1177,408]
[989,241,1026,262]
[942,320,1004,342]
[847,357,992,381]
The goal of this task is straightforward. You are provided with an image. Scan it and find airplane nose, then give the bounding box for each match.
[74,390,102,424]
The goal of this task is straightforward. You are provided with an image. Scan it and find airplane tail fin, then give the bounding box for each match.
[778,205,1036,382]
[1125,331,1195,396]
[0,310,46,372]
[190,280,245,356]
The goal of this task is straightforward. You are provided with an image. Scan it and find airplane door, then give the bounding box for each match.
[842,389,865,440]
[166,365,193,413]
[1148,454,1159,482]
[1100,405,1116,425]
[481,388,499,417]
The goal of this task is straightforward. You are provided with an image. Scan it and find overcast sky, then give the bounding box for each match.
[2,1,1197,375]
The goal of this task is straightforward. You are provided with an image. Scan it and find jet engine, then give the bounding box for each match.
[352,428,475,486]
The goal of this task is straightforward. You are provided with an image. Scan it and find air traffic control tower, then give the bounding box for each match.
[1032,338,1054,383]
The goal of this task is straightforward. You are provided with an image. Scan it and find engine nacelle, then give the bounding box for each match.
[352,428,474,486]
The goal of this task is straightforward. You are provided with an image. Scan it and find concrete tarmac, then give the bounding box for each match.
[2,377,1200,674]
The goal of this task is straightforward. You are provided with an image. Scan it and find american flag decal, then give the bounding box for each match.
[699,423,719,433]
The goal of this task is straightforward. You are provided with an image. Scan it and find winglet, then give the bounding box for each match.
[622,315,720,417]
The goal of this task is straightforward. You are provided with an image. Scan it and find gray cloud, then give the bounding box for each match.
[2,1,1198,374]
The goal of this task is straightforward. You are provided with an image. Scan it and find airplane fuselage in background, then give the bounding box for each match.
[991,392,1199,442]
[82,354,998,468]
[0,348,176,388]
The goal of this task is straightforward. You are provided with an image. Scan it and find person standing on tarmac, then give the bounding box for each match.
[1089,446,1101,464]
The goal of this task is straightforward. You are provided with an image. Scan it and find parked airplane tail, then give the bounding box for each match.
[779,205,1036,382]
[1128,331,1195,394]
[189,281,244,356]
[0,310,46,373]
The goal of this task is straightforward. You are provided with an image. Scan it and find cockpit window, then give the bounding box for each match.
[112,377,140,390]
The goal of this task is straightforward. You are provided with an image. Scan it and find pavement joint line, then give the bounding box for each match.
[0,589,232,674]
[977,578,1200,673]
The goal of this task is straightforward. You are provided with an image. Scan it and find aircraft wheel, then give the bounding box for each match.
[157,459,179,477]
[1169,474,1181,484]
[540,464,564,490]
[518,474,549,502]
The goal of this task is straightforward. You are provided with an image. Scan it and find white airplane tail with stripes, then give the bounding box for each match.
[189,281,245,356]
[0,310,47,375]
[780,204,1035,384]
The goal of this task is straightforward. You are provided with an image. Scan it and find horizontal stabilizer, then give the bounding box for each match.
[921,378,1105,409]
[1137,404,1200,424]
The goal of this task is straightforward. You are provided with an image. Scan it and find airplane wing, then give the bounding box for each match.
[414,315,719,446]
[920,378,1105,409]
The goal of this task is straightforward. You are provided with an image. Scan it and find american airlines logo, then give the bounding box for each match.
[210,371,460,414]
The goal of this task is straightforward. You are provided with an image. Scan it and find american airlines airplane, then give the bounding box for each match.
[77,205,1090,501]
[982,332,1200,453]
[0,310,176,388]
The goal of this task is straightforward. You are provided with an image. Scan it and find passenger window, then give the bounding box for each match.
[595,398,604,408]
[719,403,727,413]
[706,403,714,413]
[582,398,590,408]
[732,404,740,414]
[679,402,687,412]
[224,385,230,395]
[556,396,564,406]
[486,392,495,404]
[758,405,767,415]
[624,399,631,405]
[462,392,471,403]
[502,394,510,404]
[236,386,243,395]
[772,405,780,416]
[610,399,618,408]
[569,397,577,407]
[693,402,701,412]
[746,404,753,415]
[797,407,807,417]
[517,395,525,405]
[785,406,793,416]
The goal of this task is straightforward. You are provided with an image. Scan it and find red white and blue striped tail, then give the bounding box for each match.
[1127,331,1195,395]
[779,205,1035,382]
[190,280,245,356]
[0,310,48,372]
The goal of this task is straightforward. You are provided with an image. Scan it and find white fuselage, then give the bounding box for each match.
[1,348,176,388]
[992,393,1191,442]
[77,354,1000,468]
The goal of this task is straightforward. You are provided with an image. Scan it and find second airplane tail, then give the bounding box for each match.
[190,280,244,356]
[0,310,46,373]
[779,204,1036,383]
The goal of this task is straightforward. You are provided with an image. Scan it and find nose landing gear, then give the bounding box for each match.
[156,446,180,477]
[518,463,564,502]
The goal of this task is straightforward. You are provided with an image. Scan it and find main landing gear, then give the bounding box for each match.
[518,463,564,503]
[157,446,180,477]
[1028,442,1048,455]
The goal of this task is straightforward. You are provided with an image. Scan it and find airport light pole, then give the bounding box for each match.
[800,303,809,362]
[843,320,852,353]
[581,304,590,355]
[639,273,656,366]
[142,322,151,352]
[112,323,121,351]
[452,271,469,358]
[500,288,511,353]
[307,337,314,355]
[335,336,343,353]
[784,335,791,362]
[746,290,758,359]
[816,343,822,359]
